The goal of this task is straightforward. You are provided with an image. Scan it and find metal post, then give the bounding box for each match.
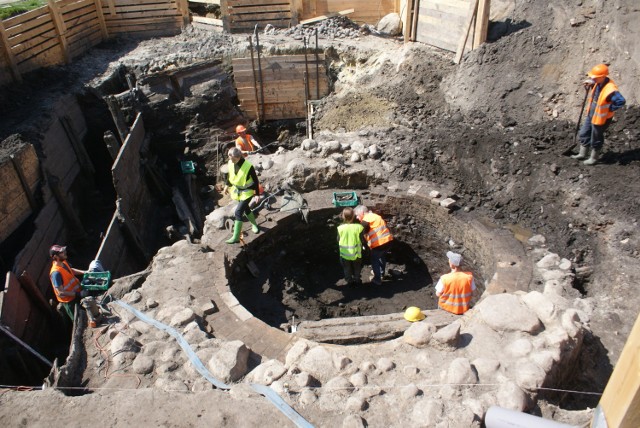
[315,28,320,99]
[248,36,261,122]
[254,25,265,122]
[303,36,310,101]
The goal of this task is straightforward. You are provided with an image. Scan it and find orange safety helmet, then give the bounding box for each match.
[236,124,247,133]
[588,64,609,79]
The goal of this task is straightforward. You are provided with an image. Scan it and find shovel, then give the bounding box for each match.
[562,86,590,156]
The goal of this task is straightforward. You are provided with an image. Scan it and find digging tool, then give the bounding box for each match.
[562,86,590,156]
[248,141,279,155]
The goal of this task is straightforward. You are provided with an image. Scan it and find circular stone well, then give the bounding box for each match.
[224,185,530,338]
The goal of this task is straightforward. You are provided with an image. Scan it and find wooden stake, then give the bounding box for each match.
[411,0,420,42]
[454,0,479,64]
[254,26,265,122]
[0,21,21,83]
[93,0,109,39]
[248,36,261,122]
[9,154,38,211]
[597,313,640,427]
[474,0,490,48]
[47,0,70,63]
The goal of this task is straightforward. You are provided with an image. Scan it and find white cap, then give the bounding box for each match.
[446,251,462,266]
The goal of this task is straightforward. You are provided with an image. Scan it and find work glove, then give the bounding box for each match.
[80,290,90,298]
[250,195,261,207]
[222,185,229,195]
[583,78,595,88]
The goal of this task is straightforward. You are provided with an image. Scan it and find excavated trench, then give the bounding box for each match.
[224,190,505,332]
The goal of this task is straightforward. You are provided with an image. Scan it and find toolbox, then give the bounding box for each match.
[180,160,196,174]
[81,271,111,291]
[332,191,359,207]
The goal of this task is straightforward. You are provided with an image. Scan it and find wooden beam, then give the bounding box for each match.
[473,0,490,48]
[17,271,56,317]
[46,172,88,241]
[0,21,22,83]
[59,115,95,176]
[598,313,640,428]
[47,0,70,63]
[454,0,478,64]
[300,8,354,25]
[411,0,420,42]
[404,0,414,43]
[9,154,38,212]
[93,0,110,39]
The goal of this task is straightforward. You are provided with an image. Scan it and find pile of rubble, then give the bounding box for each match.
[265,16,366,40]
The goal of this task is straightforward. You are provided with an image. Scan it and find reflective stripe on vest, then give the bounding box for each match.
[228,160,255,201]
[438,271,474,315]
[363,213,393,249]
[236,135,256,157]
[338,223,364,261]
[50,261,81,303]
[587,80,619,126]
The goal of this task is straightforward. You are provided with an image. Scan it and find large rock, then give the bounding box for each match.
[497,381,529,411]
[248,359,287,385]
[298,346,338,380]
[476,294,543,333]
[445,358,478,385]
[376,13,402,36]
[207,340,249,382]
[403,321,436,347]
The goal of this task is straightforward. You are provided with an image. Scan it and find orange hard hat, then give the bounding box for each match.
[236,124,247,133]
[588,64,609,79]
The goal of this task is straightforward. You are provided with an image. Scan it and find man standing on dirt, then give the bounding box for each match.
[435,251,475,315]
[235,124,263,158]
[337,207,365,286]
[49,245,87,321]
[223,147,261,244]
[354,205,394,286]
[571,64,625,165]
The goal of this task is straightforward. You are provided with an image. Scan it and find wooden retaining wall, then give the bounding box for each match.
[414,0,489,57]
[233,53,329,120]
[0,144,41,244]
[222,0,292,32]
[296,0,396,25]
[0,0,189,86]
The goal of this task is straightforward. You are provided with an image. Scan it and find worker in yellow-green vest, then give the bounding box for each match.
[223,147,261,244]
[337,207,365,286]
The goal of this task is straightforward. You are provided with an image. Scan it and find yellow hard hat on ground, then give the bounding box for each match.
[404,306,426,322]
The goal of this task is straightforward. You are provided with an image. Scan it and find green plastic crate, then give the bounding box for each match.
[81,271,111,291]
[181,161,196,174]
[332,191,359,207]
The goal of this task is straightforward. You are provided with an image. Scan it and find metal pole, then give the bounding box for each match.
[315,28,320,99]
[303,71,310,139]
[303,36,310,102]
[254,25,265,122]
[0,324,53,367]
[248,36,261,123]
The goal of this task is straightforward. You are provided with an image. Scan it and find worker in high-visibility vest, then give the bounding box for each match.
[354,205,394,286]
[571,63,626,166]
[337,207,365,286]
[49,244,87,320]
[435,251,476,315]
[223,147,261,244]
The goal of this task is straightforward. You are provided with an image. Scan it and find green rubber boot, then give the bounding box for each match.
[246,212,260,234]
[225,220,243,244]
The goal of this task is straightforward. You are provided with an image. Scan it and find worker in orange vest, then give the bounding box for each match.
[435,251,476,315]
[49,245,87,320]
[235,124,263,157]
[354,205,394,286]
[571,63,625,166]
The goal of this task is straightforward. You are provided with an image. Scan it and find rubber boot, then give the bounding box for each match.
[245,212,260,234]
[583,148,600,166]
[571,145,588,160]
[225,220,243,244]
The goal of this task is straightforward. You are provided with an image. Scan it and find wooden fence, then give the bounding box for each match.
[296,0,396,26]
[0,0,189,86]
[233,53,329,120]
[222,0,292,32]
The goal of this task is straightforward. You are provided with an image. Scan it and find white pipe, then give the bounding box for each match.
[485,406,580,428]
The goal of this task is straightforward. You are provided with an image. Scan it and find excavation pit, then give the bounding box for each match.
[215,185,531,344]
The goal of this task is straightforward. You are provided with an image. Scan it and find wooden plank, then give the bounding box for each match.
[189,0,220,4]
[6,21,56,47]
[300,8,353,25]
[192,16,223,26]
[1,272,29,339]
[93,0,109,38]
[47,0,70,63]
[0,22,21,83]
[13,33,60,61]
[473,0,489,48]
[598,313,640,427]
[111,0,177,5]
[65,13,99,35]
[229,4,291,14]
[108,2,178,12]
[404,0,413,42]
[454,0,478,63]
[2,6,51,29]
[103,9,180,19]
[14,35,61,64]
[5,13,53,39]
[59,0,95,14]
[232,54,325,65]
[105,17,182,28]
[61,4,97,22]
[11,28,58,55]
[228,0,289,5]
[227,19,291,30]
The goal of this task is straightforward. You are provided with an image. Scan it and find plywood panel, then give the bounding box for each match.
[416,0,473,52]
[300,0,395,24]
